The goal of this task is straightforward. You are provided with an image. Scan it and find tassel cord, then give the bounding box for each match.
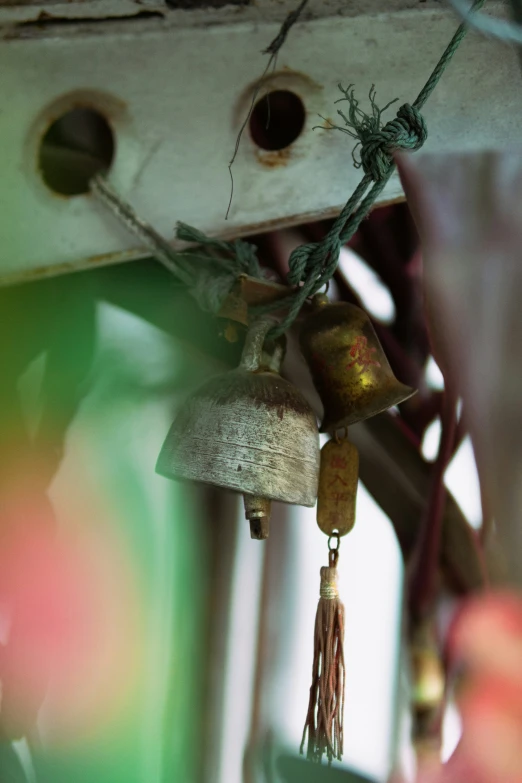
[301,547,346,764]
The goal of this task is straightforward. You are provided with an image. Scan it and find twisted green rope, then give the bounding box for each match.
[262,0,487,337]
[93,0,486,329]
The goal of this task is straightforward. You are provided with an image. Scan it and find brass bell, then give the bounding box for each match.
[300,294,416,432]
[156,317,320,540]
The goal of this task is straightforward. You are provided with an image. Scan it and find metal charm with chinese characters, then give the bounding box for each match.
[317,436,359,537]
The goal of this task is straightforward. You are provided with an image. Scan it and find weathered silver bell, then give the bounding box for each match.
[156,317,320,540]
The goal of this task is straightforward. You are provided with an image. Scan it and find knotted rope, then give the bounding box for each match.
[357,103,428,181]
[283,88,427,292]
[262,0,486,338]
[92,0,486,330]
[226,0,310,219]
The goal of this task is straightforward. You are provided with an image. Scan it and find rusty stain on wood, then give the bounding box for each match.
[255,146,293,168]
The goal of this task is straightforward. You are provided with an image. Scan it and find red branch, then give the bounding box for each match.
[409,388,458,621]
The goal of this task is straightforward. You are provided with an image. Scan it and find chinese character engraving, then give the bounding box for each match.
[331,492,350,502]
[347,336,380,374]
[327,511,342,527]
[328,474,348,488]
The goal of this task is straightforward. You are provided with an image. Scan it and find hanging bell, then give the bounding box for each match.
[156,317,320,540]
[300,294,416,432]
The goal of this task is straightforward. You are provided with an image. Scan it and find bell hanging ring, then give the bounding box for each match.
[156,316,320,540]
[300,294,416,432]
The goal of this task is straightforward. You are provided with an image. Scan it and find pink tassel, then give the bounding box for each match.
[301,557,345,764]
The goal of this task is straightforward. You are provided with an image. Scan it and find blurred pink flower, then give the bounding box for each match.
[0,487,145,744]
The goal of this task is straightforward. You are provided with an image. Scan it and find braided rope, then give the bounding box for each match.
[93,0,486,331]
[265,0,487,337]
[359,104,428,181]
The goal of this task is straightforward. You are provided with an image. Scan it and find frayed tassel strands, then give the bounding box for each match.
[301,551,345,765]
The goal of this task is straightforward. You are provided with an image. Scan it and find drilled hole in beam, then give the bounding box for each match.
[39,107,115,196]
[249,90,305,151]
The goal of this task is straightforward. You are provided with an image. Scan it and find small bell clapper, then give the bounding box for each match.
[243,495,272,540]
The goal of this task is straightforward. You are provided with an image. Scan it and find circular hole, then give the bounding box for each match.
[249,90,305,151]
[39,107,115,196]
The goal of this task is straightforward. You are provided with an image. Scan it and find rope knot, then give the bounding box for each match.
[359,104,427,181]
[318,86,428,182]
[276,87,430,337]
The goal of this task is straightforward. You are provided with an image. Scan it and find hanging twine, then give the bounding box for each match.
[92,0,485,328]
[91,175,261,314]
[301,549,345,765]
[226,0,310,219]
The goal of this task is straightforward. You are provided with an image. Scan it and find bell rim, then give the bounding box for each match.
[155,462,318,507]
[320,384,417,432]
